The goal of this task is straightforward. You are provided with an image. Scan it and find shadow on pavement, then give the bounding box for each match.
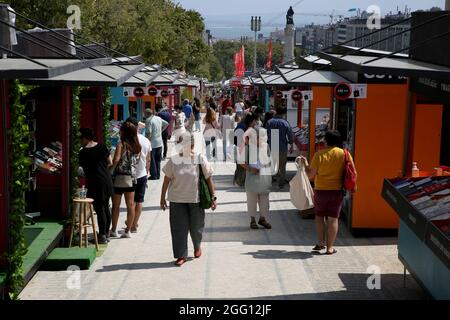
[96,262,177,272]
[203,209,398,247]
[243,249,315,260]
[242,273,425,300]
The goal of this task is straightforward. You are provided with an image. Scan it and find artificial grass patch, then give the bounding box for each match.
[41,247,97,271]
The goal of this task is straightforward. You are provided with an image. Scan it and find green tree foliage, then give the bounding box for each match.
[9,0,209,76]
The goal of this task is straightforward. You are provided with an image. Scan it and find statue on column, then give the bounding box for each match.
[286,6,294,25]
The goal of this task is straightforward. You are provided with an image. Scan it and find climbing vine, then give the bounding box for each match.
[70,87,82,204]
[103,88,112,150]
[6,80,33,299]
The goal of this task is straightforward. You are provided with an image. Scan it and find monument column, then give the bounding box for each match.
[283,6,296,65]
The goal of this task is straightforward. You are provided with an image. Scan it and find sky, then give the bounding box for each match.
[175,0,446,38]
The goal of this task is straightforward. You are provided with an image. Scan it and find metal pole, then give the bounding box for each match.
[254,30,257,72]
[446,0,450,10]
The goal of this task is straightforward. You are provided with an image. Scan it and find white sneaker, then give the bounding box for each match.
[109,231,118,238]
[121,231,131,239]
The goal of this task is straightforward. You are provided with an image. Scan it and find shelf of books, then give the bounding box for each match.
[382,175,450,299]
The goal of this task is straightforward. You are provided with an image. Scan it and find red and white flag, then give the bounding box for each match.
[266,39,273,70]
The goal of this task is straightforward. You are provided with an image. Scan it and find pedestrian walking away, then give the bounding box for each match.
[303,130,357,255]
[157,105,171,159]
[78,128,114,244]
[266,106,294,189]
[220,107,236,161]
[239,116,273,230]
[160,132,217,266]
[145,108,169,180]
[110,121,141,239]
[203,108,221,161]
[182,99,194,132]
[124,117,152,233]
[193,97,202,132]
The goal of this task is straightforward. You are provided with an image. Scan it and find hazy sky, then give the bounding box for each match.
[175,0,445,16]
[175,0,446,38]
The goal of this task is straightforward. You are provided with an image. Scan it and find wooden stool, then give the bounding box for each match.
[69,198,99,251]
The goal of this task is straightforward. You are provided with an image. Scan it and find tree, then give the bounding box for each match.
[9,0,211,79]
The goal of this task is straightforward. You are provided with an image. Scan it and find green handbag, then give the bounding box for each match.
[198,163,212,209]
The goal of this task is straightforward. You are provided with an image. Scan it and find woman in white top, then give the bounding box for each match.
[160,132,217,266]
[203,108,221,161]
[220,107,236,161]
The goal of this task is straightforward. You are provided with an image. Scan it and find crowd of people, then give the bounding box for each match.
[77,95,355,265]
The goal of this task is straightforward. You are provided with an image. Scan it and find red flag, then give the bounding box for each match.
[266,39,273,70]
[234,52,240,77]
[239,45,245,77]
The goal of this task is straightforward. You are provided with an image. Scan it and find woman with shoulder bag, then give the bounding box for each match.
[160,131,217,266]
[110,122,141,239]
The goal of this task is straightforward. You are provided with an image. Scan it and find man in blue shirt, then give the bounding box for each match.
[145,108,169,180]
[182,99,193,131]
[266,106,294,189]
[157,104,171,159]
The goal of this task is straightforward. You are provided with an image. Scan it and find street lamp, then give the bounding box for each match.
[250,16,261,72]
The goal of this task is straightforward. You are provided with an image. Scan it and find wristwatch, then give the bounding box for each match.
[212,195,218,201]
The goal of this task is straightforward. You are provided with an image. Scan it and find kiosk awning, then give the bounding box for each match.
[277,66,348,85]
[122,66,160,87]
[260,73,287,86]
[23,63,145,86]
[317,53,450,81]
[0,57,112,79]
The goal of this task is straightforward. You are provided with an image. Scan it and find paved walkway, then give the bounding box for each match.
[20,133,424,300]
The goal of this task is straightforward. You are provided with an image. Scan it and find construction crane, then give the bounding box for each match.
[295,10,344,24]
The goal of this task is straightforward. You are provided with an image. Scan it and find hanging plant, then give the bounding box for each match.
[5,80,33,300]
[70,87,82,203]
[103,88,112,150]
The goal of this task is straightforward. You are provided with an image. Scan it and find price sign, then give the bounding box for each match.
[292,90,303,101]
[334,82,352,100]
[148,86,158,96]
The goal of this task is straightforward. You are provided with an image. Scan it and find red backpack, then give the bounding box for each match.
[343,149,357,192]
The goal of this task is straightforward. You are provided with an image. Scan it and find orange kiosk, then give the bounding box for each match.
[319,50,447,235]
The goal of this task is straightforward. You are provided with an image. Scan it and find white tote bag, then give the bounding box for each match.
[290,157,315,211]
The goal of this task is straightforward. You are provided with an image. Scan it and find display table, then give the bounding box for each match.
[382,177,450,299]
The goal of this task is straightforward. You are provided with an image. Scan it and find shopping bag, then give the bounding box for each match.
[290,157,314,211]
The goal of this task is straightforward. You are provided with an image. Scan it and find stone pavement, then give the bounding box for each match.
[20,133,425,300]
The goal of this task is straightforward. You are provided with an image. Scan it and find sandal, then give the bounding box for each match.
[175,257,187,266]
[325,249,338,255]
[250,220,258,230]
[312,245,326,251]
[258,218,272,230]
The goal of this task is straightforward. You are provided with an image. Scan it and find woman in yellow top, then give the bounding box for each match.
[302,130,356,255]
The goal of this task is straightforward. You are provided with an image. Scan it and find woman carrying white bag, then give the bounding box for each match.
[290,156,315,211]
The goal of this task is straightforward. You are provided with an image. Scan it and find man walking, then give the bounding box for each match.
[125,117,151,232]
[266,106,294,189]
[157,104,171,159]
[182,99,194,132]
[145,108,169,180]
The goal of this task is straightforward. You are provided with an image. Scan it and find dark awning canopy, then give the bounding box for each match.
[151,70,181,85]
[259,72,287,86]
[23,63,145,86]
[318,52,450,81]
[121,65,161,87]
[0,57,112,79]
[277,66,348,85]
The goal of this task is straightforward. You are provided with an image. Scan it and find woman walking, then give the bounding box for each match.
[220,107,236,161]
[160,132,217,266]
[79,128,114,244]
[110,122,141,239]
[302,130,356,255]
[203,107,220,161]
[239,114,273,230]
[193,97,202,132]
